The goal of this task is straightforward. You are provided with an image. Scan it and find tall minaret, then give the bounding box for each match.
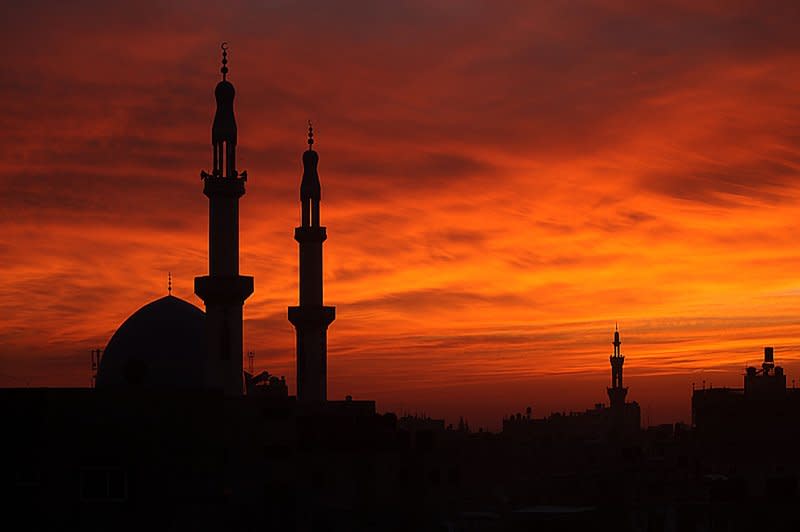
[288,123,336,403]
[195,43,254,395]
[607,324,628,409]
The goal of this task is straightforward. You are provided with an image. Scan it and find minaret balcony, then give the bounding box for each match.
[195,275,254,305]
[200,172,247,197]
[294,226,327,243]
[288,305,335,327]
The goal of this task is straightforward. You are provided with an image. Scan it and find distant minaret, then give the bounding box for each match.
[195,43,254,395]
[607,324,628,409]
[288,123,336,402]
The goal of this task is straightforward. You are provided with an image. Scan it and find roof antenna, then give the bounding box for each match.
[220,42,229,81]
[168,272,172,296]
[307,120,314,148]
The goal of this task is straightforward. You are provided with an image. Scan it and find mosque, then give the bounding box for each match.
[3,46,387,531]
[95,44,334,403]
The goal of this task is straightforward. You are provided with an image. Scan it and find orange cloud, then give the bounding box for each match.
[1,1,799,429]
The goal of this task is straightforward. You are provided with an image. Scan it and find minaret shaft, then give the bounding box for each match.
[298,227,324,306]
[289,124,335,403]
[208,191,240,276]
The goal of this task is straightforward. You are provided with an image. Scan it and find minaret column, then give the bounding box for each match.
[194,43,254,395]
[289,124,336,403]
[607,324,628,409]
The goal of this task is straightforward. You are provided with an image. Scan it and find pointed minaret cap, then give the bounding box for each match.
[301,121,321,200]
[212,42,237,145]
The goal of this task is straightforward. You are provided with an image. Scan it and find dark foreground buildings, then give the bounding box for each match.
[4,48,800,532]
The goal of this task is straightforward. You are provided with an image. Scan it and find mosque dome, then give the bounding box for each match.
[96,295,206,390]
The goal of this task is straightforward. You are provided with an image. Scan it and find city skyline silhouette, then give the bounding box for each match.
[2,2,800,430]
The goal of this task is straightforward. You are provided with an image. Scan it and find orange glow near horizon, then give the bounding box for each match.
[2,1,800,428]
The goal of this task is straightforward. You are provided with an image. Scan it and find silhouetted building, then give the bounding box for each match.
[744,346,786,398]
[398,413,447,433]
[245,370,289,397]
[288,123,336,403]
[693,347,800,463]
[195,45,254,395]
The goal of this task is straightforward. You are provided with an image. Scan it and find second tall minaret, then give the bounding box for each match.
[195,44,254,395]
[289,123,335,403]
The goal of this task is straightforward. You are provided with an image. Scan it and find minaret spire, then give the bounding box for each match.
[289,124,336,403]
[220,41,229,81]
[608,324,628,409]
[195,44,254,395]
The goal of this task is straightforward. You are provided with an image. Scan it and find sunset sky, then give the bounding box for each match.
[2,1,800,428]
